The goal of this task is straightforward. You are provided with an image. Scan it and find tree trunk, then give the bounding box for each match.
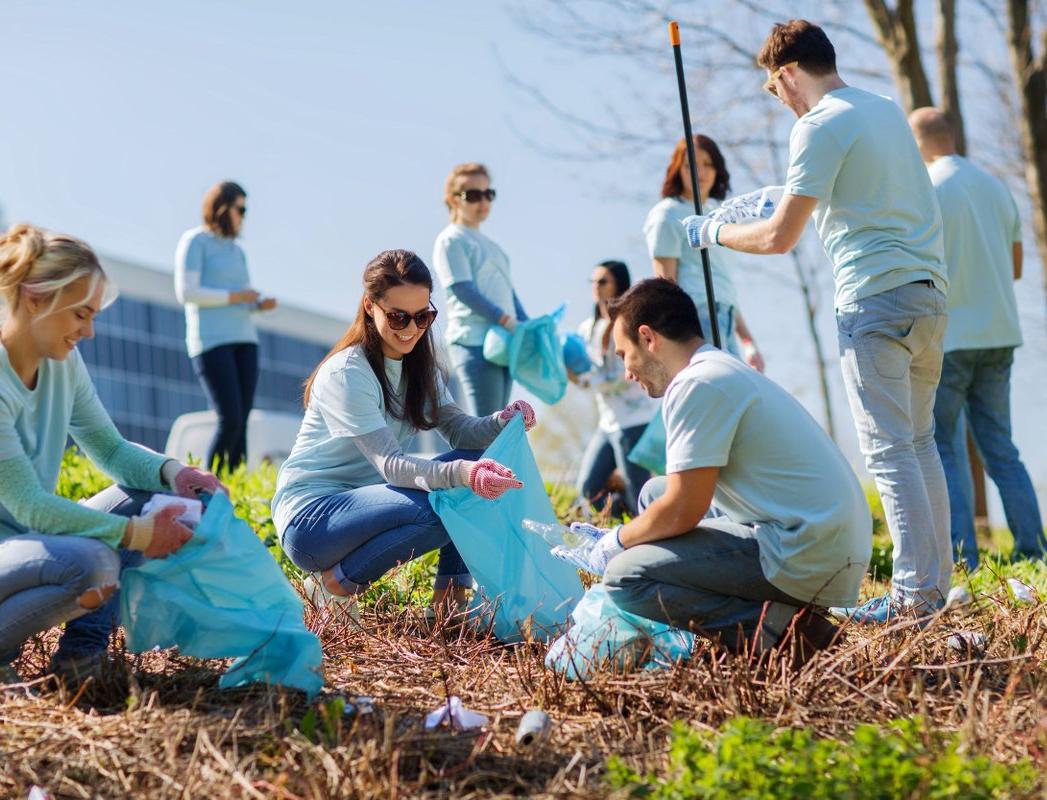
[936,0,966,154]
[791,251,837,442]
[1006,0,1047,303]
[862,0,935,111]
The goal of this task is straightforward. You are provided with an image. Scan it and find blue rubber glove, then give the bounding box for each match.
[682,215,723,249]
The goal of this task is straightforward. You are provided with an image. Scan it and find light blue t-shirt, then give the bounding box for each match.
[785,87,948,308]
[663,345,871,606]
[432,224,516,347]
[271,345,453,533]
[0,348,123,535]
[643,196,739,310]
[928,155,1023,352]
[175,226,259,358]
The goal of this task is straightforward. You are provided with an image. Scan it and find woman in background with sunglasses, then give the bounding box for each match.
[272,250,535,623]
[643,137,765,371]
[433,163,528,417]
[573,260,657,517]
[174,180,277,472]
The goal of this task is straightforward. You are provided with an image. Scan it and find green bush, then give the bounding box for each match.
[607,716,1040,800]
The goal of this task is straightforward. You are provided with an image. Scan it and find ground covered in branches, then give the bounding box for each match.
[1,456,1045,798]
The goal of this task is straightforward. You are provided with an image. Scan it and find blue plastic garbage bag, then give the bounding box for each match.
[628,410,667,476]
[510,306,568,404]
[429,415,583,642]
[120,492,324,698]
[545,585,694,680]
[560,332,592,375]
[482,325,511,367]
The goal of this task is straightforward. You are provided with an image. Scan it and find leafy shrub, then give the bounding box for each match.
[608,716,1040,799]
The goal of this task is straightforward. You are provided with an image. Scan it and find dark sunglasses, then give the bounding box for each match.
[374,302,438,331]
[591,277,610,286]
[233,204,247,215]
[457,188,497,203]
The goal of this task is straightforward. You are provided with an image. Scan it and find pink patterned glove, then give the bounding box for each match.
[498,399,537,432]
[468,458,524,500]
[173,465,225,498]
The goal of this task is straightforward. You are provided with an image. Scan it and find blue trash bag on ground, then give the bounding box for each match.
[482,325,512,367]
[560,332,592,375]
[120,492,324,698]
[429,415,584,642]
[545,584,694,680]
[508,306,569,405]
[628,409,667,476]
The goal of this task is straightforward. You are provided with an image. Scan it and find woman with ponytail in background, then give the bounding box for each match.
[0,224,223,687]
[273,249,534,624]
[175,181,277,472]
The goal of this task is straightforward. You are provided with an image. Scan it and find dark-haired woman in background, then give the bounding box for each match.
[644,136,764,370]
[573,260,658,517]
[175,181,277,471]
[272,250,535,621]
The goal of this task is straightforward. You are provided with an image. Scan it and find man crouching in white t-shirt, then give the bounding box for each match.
[557,279,871,665]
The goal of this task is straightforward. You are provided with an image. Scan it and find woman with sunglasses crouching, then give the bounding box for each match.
[272,250,536,622]
[432,163,529,417]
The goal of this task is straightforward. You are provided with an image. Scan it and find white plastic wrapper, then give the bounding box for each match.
[424,696,488,731]
[140,494,203,527]
[1007,578,1036,605]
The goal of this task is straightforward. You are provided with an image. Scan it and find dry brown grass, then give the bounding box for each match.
[2,575,1045,800]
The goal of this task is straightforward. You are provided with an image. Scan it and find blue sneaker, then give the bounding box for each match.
[829,594,897,625]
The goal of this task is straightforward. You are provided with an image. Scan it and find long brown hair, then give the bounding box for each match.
[303,250,442,431]
[202,181,246,238]
[660,135,730,201]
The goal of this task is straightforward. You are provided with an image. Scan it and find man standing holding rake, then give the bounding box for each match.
[683,20,951,623]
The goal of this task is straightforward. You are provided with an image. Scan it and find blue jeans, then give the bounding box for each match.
[448,343,511,417]
[837,282,951,608]
[50,486,150,662]
[280,450,478,594]
[192,342,259,470]
[0,535,121,666]
[933,347,1045,568]
[603,477,805,652]
[576,424,651,516]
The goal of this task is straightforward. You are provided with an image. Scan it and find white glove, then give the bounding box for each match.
[711,185,784,225]
[682,215,723,249]
[550,522,624,576]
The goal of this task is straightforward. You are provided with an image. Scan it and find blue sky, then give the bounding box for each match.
[1,0,1044,519]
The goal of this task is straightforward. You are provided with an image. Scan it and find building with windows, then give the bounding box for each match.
[79,255,347,452]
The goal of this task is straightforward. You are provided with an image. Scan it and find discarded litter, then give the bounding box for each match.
[1006,578,1036,605]
[945,585,972,608]
[515,709,552,749]
[141,493,203,527]
[344,696,375,716]
[947,630,987,653]
[424,696,488,731]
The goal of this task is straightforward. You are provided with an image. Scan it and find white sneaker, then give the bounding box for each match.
[302,574,361,624]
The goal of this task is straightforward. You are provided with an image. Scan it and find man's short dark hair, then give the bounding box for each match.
[757,19,836,75]
[607,278,703,343]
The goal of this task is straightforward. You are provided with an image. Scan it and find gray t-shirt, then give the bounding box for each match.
[664,345,870,606]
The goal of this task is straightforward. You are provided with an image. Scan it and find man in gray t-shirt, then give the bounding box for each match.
[558,279,870,663]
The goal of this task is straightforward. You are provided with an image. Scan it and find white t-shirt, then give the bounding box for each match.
[785,87,947,308]
[928,155,1023,352]
[432,224,516,347]
[643,196,739,310]
[577,316,658,433]
[663,345,870,606]
[272,345,453,532]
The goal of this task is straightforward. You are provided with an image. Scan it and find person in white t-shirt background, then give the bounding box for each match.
[432,163,529,417]
[643,134,764,370]
[572,260,658,517]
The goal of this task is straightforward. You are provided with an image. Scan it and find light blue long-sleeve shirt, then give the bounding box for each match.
[174,226,259,358]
